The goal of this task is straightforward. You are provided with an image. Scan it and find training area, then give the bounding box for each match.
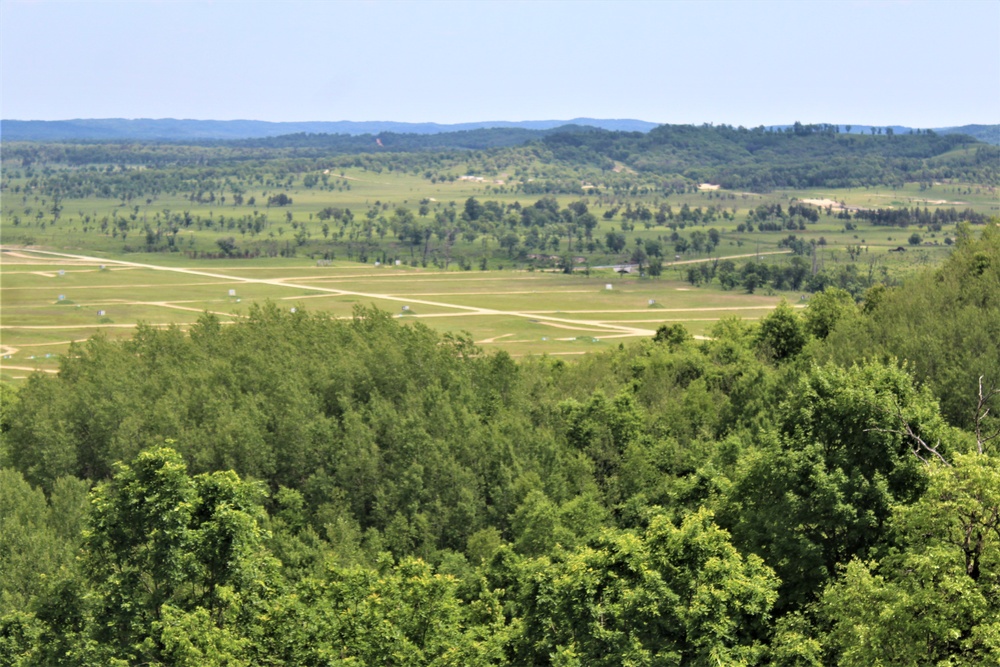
[2,120,997,384]
[1,246,796,378]
[2,157,996,381]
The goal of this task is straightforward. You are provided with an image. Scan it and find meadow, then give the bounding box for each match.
[3,157,996,381]
[0,246,795,380]
[4,165,995,261]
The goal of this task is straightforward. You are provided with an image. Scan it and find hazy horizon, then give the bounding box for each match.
[2,0,998,128]
[3,117,995,130]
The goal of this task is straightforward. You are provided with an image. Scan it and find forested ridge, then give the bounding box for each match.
[0,118,661,142]
[4,118,995,144]
[541,123,998,190]
[1,226,999,666]
[5,122,997,192]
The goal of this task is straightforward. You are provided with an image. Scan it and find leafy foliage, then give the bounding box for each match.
[818,453,1000,665]
[819,223,1000,429]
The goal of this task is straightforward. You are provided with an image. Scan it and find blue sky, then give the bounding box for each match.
[1,0,997,127]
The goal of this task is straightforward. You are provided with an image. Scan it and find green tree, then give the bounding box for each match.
[605,231,626,253]
[463,197,484,221]
[819,224,1000,429]
[653,323,691,348]
[261,556,500,666]
[722,361,954,610]
[718,260,739,290]
[0,383,18,465]
[0,470,83,615]
[741,263,768,294]
[577,211,598,239]
[509,509,778,667]
[803,287,856,339]
[818,452,1000,665]
[85,447,278,664]
[511,489,573,557]
[500,231,520,257]
[755,301,806,361]
[560,391,643,495]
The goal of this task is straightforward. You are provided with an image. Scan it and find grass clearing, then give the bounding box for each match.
[2,247,796,378]
[3,166,994,381]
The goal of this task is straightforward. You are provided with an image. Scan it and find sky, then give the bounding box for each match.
[1,0,998,128]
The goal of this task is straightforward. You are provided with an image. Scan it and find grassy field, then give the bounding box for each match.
[3,166,996,382]
[1,246,799,381]
[2,165,995,263]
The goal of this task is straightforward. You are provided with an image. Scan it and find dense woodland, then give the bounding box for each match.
[4,123,998,193]
[5,119,995,144]
[1,219,998,665]
[0,118,664,142]
[541,123,999,190]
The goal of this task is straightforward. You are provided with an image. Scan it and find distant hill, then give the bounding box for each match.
[3,118,995,145]
[539,123,998,189]
[5,121,994,192]
[229,124,612,151]
[0,117,659,142]
[765,124,999,145]
[936,124,1000,145]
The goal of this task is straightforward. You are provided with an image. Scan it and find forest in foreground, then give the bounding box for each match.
[1,220,998,665]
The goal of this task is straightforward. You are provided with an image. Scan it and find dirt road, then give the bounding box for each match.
[3,248,659,338]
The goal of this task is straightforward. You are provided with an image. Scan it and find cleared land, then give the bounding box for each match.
[3,160,995,382]
[1,247,796,380]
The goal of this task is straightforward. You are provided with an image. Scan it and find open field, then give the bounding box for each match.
[1,246,799,381]
[3,158,995,383]
[2,162,995,262]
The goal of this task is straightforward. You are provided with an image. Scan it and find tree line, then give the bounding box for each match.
[5,122,997,193]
